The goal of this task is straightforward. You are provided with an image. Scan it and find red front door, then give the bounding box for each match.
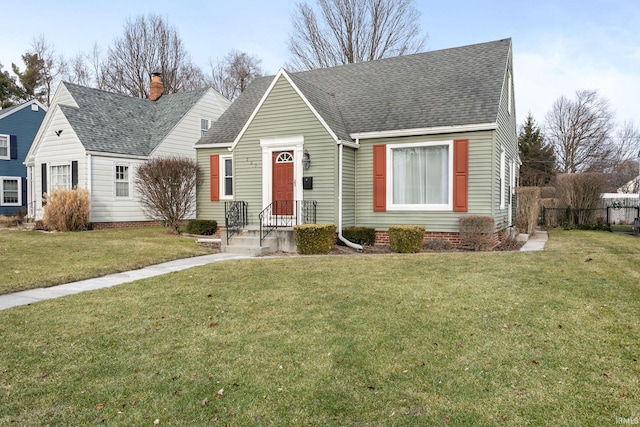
[272,151,294,215]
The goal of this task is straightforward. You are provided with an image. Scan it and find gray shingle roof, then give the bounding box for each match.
[197,38,511,145]
[60,83,209,156]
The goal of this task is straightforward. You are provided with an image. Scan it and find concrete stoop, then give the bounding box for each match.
[221,227,297,256]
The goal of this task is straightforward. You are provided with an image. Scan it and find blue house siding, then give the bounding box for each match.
[0,101,46,215]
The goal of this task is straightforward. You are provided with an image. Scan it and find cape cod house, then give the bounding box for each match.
[195,39,519,253]
[25,75,230,227]
[0,99,47,216]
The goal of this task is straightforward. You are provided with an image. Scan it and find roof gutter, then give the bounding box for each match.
[337,141,362,251]
[350,123,498,140]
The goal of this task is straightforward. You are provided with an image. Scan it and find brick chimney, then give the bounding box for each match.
[149,72,164,101]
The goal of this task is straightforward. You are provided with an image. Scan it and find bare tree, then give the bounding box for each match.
[288,0,426,70]
[30,35,67,106]
[545,90,615,173]
[209,50,263,101]
[100,14,206,98]
[135,156,200,234]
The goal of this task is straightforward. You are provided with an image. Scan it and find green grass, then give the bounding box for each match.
[0,227,214,294]
[0,230,639,425]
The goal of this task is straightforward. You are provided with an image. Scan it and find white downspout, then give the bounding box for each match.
[87,153,92,222]
[338,142,363,250]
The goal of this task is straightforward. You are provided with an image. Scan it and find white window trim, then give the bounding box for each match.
[1,176,22,206]
[114,163,132,199]
[507,72,513,115]
[386,140,454,211]
[219,155,233,200]
[201,118,211,136]
[260,136,304,210]
[0,134,9,160]
[500,149,506,209]
[49,163,72,191]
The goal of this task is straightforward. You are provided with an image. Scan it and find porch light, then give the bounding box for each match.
[303,150,311,170]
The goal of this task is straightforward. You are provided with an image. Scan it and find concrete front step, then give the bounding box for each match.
[221,227,297,255]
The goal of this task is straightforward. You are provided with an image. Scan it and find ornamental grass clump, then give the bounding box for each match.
[388,225,424,253]
[43,188,90,232]
[294,224,336,254]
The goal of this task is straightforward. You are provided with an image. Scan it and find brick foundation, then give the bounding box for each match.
[374,230,499,249]
[91,220,166,230]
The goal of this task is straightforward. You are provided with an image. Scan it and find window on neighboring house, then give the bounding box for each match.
[201,118,211,136]
[221,155,233,198]
[387,141,452,210]
[0,135,8,160]
[115,164,130,197]
[1,177,21,206]
[50,164,71,190]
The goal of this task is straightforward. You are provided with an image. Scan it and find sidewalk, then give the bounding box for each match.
[0,253,250,311]
[519,230,548,252]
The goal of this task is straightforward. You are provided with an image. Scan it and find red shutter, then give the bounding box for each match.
[373,144,386,212]
[453,139,468,212]
[210,155,220,201]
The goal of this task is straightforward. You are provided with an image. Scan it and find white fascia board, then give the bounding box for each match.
[230,69,340,150]
[337,139,360,149]
[0,99,47,120]
[350,123,498,140]
[86,151,149,160]
[195,142,234,150]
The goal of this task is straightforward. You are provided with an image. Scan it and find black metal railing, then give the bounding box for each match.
[224,201,248,245]
[258,200,317,245]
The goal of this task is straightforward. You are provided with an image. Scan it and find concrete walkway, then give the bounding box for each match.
[0,232,548,312]
[519,230,548,252]
[0,253,250,311]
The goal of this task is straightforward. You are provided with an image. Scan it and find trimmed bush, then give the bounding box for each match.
[540,186,556,199]
[186,219,218,236]
[388,225,424,253]
[459,215,495,251]
[294,224,336,254]
[43,188,90,232]
[516,186,541,235]
[339,226,376,246]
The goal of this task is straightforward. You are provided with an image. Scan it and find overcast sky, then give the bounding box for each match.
[2,0,639,130]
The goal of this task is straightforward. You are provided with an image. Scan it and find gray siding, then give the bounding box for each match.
[196,147,230,222]
[232,76,339,225]
[341,146,356,227]
[355,131,495,232]
[493,50,518,229]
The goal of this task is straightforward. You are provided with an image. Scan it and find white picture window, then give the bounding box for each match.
[0,135,9,160]
[387,141,453,210]
[50,164,71,190]
[115,164,130,197]
[220,155,233,199]
[201,118,211,136]
[1,177,21,206]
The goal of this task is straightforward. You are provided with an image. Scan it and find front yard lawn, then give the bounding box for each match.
[0,227,214,295]
[0,230,638,425]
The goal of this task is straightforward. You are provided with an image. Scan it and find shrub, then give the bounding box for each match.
[459,215,495,251]
[388,225,424,253]
[294,224,336,254]
[186,219,218,236]
[540,186,556,199]
[43,188,90,232]
[423,239,452,252]
[516,186,541,235]
[556,173,606,226]
[339,226,375,246]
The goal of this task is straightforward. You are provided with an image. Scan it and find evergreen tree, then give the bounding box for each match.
[518,113,556,186]
[0,62,22,108]
[12,53,46,102]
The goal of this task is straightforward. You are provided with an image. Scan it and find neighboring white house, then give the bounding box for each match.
[24,76,230,226]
